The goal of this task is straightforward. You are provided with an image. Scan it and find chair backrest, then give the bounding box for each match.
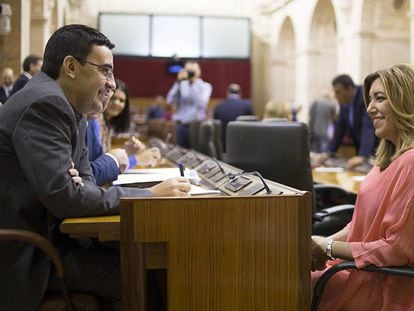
[226,120,314,199]
[197,120,217,158]
[211,119,224,160]
[0,229,99,311]
[235,115,259,122]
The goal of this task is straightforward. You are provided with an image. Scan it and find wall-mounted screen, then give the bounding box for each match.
[202,17,250,58]
[151,15,200,57]
[99,13,250,59]
[99,14,150,56]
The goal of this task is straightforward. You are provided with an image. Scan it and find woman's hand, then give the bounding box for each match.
[137,147,161,167]
[123,136,146,156]
[311,236,328,271]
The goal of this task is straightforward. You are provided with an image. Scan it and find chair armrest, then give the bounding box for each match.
[0,229,64,277]
[314,184,356,211]
[314,183,350,193]
[312,204,354,222]
[312,260,414,310]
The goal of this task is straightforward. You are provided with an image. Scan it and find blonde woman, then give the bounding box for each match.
[311,64,414,310]
[262,99,291,121]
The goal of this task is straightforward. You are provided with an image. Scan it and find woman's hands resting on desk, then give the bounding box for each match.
[149,177,191,197]
[136,147,161,168]
[123,136,146,155]
[122,136,162,168]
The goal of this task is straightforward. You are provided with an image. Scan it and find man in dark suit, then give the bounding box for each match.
[0,24,190,311]
[0,67,14,104]
[316,74,377,168]
[8,54,43,97]
[213,83,254,151]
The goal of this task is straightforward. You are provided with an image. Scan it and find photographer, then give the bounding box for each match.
[166,61,212,147]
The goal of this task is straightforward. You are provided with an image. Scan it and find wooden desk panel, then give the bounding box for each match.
[120,194,312,311]
[60,215,120,241]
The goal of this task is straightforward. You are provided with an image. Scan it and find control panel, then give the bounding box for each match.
[164,148,305,197]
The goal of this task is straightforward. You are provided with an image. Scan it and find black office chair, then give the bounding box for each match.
[235,115,259,122]
[197,120,218,158]
[311,260,414,310]
[211,119,224,160]
[225,121,354,235]
[188,120,202,151]
[0,229,99,311]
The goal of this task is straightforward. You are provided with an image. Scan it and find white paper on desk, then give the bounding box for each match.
[125,168,179,175]
[113,169,201,185]
[113,173,171,185]
[314,167,345,173]
[190,185,221,196]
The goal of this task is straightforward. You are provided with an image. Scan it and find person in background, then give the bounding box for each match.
[147,95,165,120]
[0,67,15,104]
[262,99,291,121]
[9,54,43,97]
[311,64,414,310]
[0,24,190,311]
[213,83,254,151]
[309,89,338,153]
[166,60,212,148]
[290,103,302,121]
[95,79,161,171]
[315,74,377,168]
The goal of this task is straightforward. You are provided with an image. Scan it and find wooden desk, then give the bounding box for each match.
[61,215,120,241]
[312,169,365,194]
[61,194,312,311]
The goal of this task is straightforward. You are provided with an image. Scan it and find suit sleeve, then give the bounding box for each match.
[85,119,119,186]
[13,98,151,220]
[328,105,347,153]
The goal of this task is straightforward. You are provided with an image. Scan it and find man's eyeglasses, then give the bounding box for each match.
[74,56,114,80]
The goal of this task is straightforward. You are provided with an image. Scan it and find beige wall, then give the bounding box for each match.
[2,0,414,123]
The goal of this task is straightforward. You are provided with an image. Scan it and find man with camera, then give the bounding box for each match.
[166,61,212,148]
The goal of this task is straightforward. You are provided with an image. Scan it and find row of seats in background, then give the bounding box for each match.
[147,118,225,160]
[147,119,356,237]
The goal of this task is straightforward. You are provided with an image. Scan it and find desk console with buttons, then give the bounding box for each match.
[164,145,304,197]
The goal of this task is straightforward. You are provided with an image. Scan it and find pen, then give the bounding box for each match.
[178,162,185,177]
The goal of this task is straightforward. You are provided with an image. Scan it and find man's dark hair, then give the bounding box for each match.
[42,24,115,80]
[22,55,42,72]
[332,74,355,89]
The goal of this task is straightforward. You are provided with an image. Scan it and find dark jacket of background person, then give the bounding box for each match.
[213,95,254,151]
[9,73,29,96]
[86,119,120,186]
[328,85,377,157]
[0,72,150,310]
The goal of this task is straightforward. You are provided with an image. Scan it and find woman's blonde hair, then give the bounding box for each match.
[263,100,291,120]
[363,63,414,169]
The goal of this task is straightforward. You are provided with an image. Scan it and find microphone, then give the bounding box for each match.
[212,158,225,174]
[212,158,236,179]
[242,171,272,194]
